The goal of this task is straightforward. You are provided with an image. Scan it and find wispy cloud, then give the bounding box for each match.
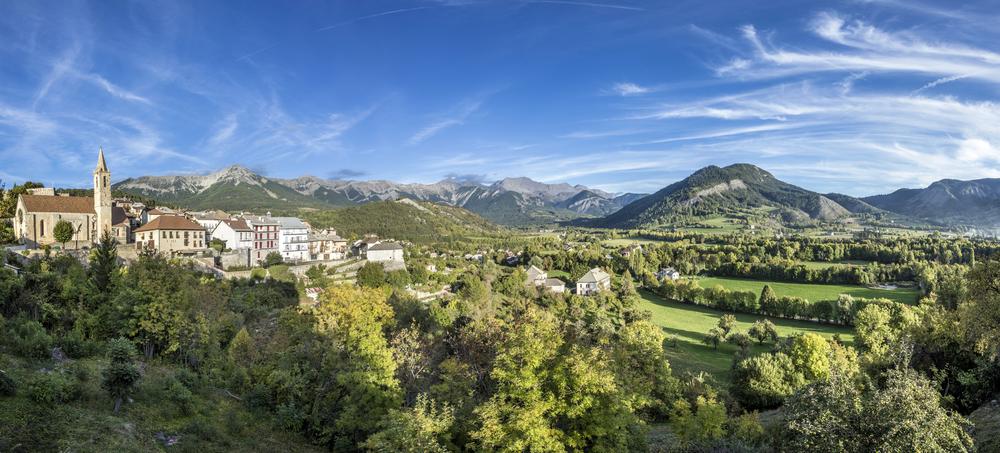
[409,99,484,145]
[523,0,644,11]
[610,82,650,96]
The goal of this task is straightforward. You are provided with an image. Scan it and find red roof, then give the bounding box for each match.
[134,215,204,232]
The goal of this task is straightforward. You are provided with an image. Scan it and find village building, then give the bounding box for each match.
[656,267,681,281]
[191,210,230,241]
[576,268,611,296]
[12,149,131,248]
[243,214,279,264]
[351,235,381,256]
[273,216,310,262]
[133,215,206,254]
[307,228,347,261]
[541,278,566,293]
[366,241,404,263]
[525,265,548,286]
[211,218,254,251]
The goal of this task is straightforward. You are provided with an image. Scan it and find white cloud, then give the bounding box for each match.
[955,138,1000,162]
[611,82,650,96]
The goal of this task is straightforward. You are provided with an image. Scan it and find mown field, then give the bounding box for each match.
[698,276,919,304]
[638,290,854,382]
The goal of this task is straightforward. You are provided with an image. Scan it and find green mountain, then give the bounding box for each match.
[592,164,881,229]
[863,178,1000,227]
[301,199,503,244]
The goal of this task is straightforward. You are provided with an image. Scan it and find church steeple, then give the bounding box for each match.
[96,146,109,172]
[94,147,112,239]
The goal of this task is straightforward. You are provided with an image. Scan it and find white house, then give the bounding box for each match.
[212,218,254,251]
[656,267,681,281]
[273,217,310,262]
[525,265,547,286]
[191,211,229,241]
[366,242,404,263]
[576,268,611,296]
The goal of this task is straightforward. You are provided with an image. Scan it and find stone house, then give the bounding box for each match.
[308,228,347,261]
[525,265,548,286]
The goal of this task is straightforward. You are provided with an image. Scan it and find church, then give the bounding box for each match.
[13,149,131,248]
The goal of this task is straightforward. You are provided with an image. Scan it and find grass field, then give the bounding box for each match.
[638,290,854,382]
[697,276,919,304]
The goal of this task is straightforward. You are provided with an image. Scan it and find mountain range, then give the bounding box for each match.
[113,164,1000,229]
[113,166,644,225]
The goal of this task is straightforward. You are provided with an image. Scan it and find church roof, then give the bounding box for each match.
[20,194,95,214]
[134,215,204,232]
[112,207,129,226]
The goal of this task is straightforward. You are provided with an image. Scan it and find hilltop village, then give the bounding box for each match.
[6,149,621,297]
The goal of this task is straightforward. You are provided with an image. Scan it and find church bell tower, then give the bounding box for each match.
[94,147,112,240]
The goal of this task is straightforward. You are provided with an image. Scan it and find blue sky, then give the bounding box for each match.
[2,0,1000,196]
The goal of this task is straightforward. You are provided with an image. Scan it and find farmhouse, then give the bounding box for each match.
[576,268,611,296]
[525,265,548,286]
[541,278,565,293]
[657,267,681,281]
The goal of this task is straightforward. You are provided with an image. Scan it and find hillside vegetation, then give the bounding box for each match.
[301,199,503,244]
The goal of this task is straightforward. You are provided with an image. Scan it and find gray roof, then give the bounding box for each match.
[309,232,345,242]
[368,241,403,251]
[542,278,564,287]
[526,265,546,279]
[577,268,610,284]
[272,216,308,229]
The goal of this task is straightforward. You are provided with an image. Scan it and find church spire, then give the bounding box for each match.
[96,146,109,172]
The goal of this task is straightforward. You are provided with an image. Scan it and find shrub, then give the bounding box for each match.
[27,372,80,405]
[59,329,95,359]
[6,318,53,358]
[0,370,16,396]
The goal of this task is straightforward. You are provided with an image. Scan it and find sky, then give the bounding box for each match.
[1,0,1000,196]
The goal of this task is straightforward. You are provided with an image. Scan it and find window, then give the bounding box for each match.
[39,219,44,237]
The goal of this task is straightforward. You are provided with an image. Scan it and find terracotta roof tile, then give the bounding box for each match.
[20,195,95,214]
[134,215,205,232]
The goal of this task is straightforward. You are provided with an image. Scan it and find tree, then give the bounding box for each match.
[310,285,402,448]
[671,395,727,445]
[702,328,725,350]
[101,337,141,414]
[964,259,1000,359]
[727,331,752,352]
[363,394,454,453]
[748,319,778,344]
[731,353,803,409]
[717,314,736,337]
[53,220,74,249]
[617,270,638,301]
[778,368,973,452]
[89,231,118,294]
[263,251,283,268]
[759,285,778,315]
[357,262,387,288]
[787,333,832,381]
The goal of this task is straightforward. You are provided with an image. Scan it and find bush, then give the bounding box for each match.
[27,372,80,405]
[6,318,53,358]
[59,330,96,359]
[0,370,16,396]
